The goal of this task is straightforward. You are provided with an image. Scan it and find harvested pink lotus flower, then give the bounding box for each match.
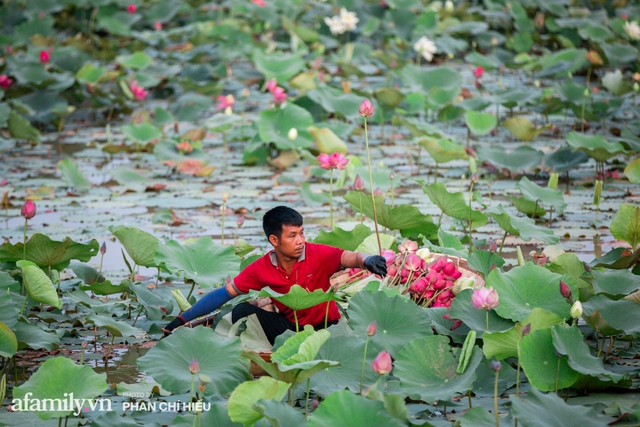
[372,351,392,375]
[404,254,423,271]
[358,99,374,117]
[398,240,418,254]
[381,250,395,265]
[39,50,50,64]
[130,80,147,100]
[216,94,235,110]
[127,4,137,14]
[0,75,13,90]
[410,278,428,295]
[353,174,364,191]
[386,264,398,277]
[471,287,499,310]
[21,200,36,220]
[176,141,193,154]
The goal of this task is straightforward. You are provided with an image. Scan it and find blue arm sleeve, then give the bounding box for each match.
[178,286,234,323]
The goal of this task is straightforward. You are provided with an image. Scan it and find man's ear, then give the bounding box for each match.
[268,234,279,247]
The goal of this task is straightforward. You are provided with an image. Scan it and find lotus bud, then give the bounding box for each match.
[570,301,582,319]
[534,80,540,88]
[559,281,571,299]
[634,82,639,92]
[222,192,230,203]
[288,128,298,141]
[373,188,382,196]
[242,88,250,98]
[81,340,88,349]
[444,0,454,12]
[372,351,392,375]
[237,216,245,227]
[522,323,531,337]
[548,173,559,190]
[416,248,431,262]
[353,174,365,191]
[366,321,377,337]
[583,88,589,97]
[471,286,499,310]
[358,99,374,118]
[490,360,502,372]
[100,242,107,255]
[189,359,200,375]
[224,106,232,115]
[21,199,36,220]
[593,180,602,206]
[389,171,395,180]
[633,72,640,82]
[583,261,592,273]
[491,36,498,46]
[489,240,498,253]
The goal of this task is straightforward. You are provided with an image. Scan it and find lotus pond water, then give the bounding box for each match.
[1,0,640,426]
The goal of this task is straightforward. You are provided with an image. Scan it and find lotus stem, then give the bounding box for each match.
[221,204,225,245]
[499,231,507,255]
[360,335,370,395]
[189,373,195,410]
[468,389,472,409]
[105,334,115,383]
[555,356,561,394]
[494,368,500,427]
[364,117,382,255]
[329,168,334,229]
[186,279,196,300]
[486,310,490,332]
[132,305,144,327]
[22,218,27,262]
[305,378,311,418]
[294,311,299,333]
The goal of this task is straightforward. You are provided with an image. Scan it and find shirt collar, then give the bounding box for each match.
[269,244,306,266]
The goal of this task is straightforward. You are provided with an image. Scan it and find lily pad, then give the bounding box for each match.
[258,103,314,151]
[116,51,153,70]
[169,92,213,122]
[307,390,406,427]
[121,122,163,143]
[14,321,61,351]
[566,132,626,162]
[252,50,305,83]
[610,204,640,250]
[309,126,348,154]
[395,335,483,403]
[544,147,590,173]
[155,237,240,288]
[109,225,159,268]
[582,295,640,337]
[13,357,107,420]
[86,314,145,338]
[137,326,250,396]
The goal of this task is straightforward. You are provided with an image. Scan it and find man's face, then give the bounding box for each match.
[271,224,305,259]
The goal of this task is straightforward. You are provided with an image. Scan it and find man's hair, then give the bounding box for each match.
[263,206,303,240]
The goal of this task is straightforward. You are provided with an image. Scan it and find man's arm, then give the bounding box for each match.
[162,282,240,335]
[341,251,387,276]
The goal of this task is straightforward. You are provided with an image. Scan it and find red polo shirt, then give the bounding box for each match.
[232,242,344,327]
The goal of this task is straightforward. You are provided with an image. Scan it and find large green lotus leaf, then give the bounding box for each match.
[86,314,145,338]
[624,157,640,183]
[0,290,20,329]
[400,64,462,96]
[566,132,626,162]
[610,204,640,250]
[306,86,364,121]
[374,87,405,109]
[465,110,497,136]
[7,237,87,276]
[546,253,591,293]
[488,204,559,245]
[75,64,106,84]
[252,398,307,427]
[517,176,567,215]
[130,282,173,321]
[396,116,449,138]
[308,126,348,154]
[259,285,335,313]
[449,289,515,337]
[520,328,579,392]
[206,113,242,133]
[138,326,250,396]
[488,263,570,321]
[395,336,483,403]
[313,224,371,251]
[544,147,590,173]
[600,42,638,67]
[467,250,506,278]
[551,324,625,382]
[8,110,41,143]
[479,145,543,172]
[108,166,152,189]
[343,192,437,237]
[420,182,488,229]
[354,233,395,254]
[417,137,467,164]
[16,260,61,308]
[152,138,210,164]
[592,268,640,297]
[14,321,60,351]
[258,103,314,151]
[577,23,613,43]
[510,388,602,427]
[458,406,497,427]
[307,390,406,427]
[252,49,305,83]
[0,321,17,358]
[13,356,107,420]
[96,8,139,36]
[109,225,158,268]
[483,308,565,360]
[58,158,92,192]
[169,92,213,122]
[347,291,433,357]
[508,195,548,218]
[155,237,240,288]
[582,295,640,337]
[121,123,163,143]
[271,325,329,366]
[227,376,290,426]
[465,51,501,70]
[310,327,380,397]
[116,51,153,70]
[80,279,129,296]
[502,117,550,141]
[472,356,518,397]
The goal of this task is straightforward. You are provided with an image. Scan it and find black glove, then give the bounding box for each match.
[363,255,387,277]
[162,317,185,337]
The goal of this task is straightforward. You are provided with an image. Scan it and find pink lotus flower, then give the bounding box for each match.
[154,21,162,31]
[250,0,266,6]
[398,240,418,254]
[366,321,376,336]
[39,50,50,64]
[265,78,278,93]
[473,66,484,79]
[471,287,499,310]
[272,86,287,105]
[21,200,36,220]
[176,141,193,153]
[359,99,374,117]
[353,174,364,191]
[130,80,147,100]
[127,4,137,14]
[317,152,349,170]
[372,351,392,375]
[216,94,235,110]
[0,75,13,90]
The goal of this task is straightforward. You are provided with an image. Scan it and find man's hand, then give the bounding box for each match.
[162,317,185,337]
[363,255,387,277]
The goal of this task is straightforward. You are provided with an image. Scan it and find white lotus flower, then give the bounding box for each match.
[413,36,438,62]
[324,15,346,35]
[429,1,443,12]
[444,0,454,12]
[624,21,640,40]
[339,8,359,31]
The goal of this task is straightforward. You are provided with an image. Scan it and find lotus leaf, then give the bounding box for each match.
[86,314,145,338]
[502,117,551,141]
[58,158,92,192]
[467,250,506,277]
[417,137,468,164]
[624,158,640,183]
[252,50,305,83]
[420,182,488,229]
[400,65,462,97]
[80,280,130,296]
[465,110,497,136]
[109,225,158,268]
[600,42,638,67]
[258,103,314,151]
[108,166,152,190]
[227,377,290,426]
[14,321,60,351]
[472,356,518,398]
[8,110,40,143]
[449,289,515,337]
[479,145,544,172]
[545,253,591,293]
[16,260,61,308]
[465,51,501,70]
[592,269,640,297]
[253,398,307,426]
[517,176,567,215]
[308,126,348,154]
[313,224,371,251]
[206,113,242,133]
[0,321,17,358]
[544,147,590,173]
[121,122,163,143]
[488,204,559,245]
[13,357,107,420]
[258,285,335,312]
[458,406,498,427]
[169,92,213,122]
[566,132,626,162]
[307,390,406,427]
[0,292,19,329]
[153,138,210,164]
[355,233,395,254]
[582,295,640,337]
[130,282,173,321]
[610,203,640,249]
[510,387,603,427]
[306,86,364,120]
[374,87,405,109]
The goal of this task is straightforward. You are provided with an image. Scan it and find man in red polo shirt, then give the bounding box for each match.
[163,206,387,344]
